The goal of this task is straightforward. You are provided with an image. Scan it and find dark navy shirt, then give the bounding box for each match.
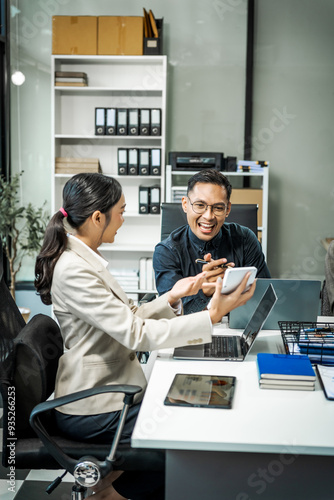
[153,222,270,315]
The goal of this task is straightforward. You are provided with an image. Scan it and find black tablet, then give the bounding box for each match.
[164,374,236,409]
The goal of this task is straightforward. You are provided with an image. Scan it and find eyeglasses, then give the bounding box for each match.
[188,197,228,216]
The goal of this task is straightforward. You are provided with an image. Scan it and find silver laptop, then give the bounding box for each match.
[173,284,278,361]
[229,279,321,330]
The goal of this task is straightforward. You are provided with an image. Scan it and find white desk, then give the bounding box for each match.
[132,322,334,499]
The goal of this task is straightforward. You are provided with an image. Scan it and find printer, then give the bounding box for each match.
[168,152,224,172]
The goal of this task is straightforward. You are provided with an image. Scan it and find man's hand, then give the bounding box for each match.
[200,253,235,296]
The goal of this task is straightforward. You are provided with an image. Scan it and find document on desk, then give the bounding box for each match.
[164,374,236,409]
[317,365,334,400]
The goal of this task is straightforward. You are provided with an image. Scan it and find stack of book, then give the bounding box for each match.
[55,157,101,174]
[109,268,139,292]
[139,257,156,291]
[172,189,186,202]
[237,160,269,173]
[55,71,88,87]
[257,353,316,391]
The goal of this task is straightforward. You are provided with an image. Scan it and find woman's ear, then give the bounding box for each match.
[91,210,102,226]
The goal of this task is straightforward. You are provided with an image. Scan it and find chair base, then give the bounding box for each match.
[72,483,88,499]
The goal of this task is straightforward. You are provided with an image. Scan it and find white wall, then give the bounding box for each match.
[9,0,334,283]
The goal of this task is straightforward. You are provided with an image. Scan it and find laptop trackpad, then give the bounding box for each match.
[174,344,205,358]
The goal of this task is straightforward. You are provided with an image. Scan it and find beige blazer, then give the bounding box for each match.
[52,237,212,415]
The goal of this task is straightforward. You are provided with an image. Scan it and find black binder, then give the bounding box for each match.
[128,109,139,135]
[149,186,161,214]
[117,148,128,175]
[140,109,150,135]
[95,108,105,135]
[117,109,128,135]
[150,148,161,175]
[106,108,116,135]
[139,149,150,175]
[128,148,138,175]
[150,109,161,135]
[139,186,150,214]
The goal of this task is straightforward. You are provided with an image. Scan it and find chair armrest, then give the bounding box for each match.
[139,292,157,305]
[29,384,142,477]
[30,384,142,415]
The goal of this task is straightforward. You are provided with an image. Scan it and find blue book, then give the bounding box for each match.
[257,353,316,381]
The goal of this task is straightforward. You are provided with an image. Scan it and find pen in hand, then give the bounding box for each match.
[195,258,232,269]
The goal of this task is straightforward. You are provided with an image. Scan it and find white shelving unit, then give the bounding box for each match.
[165,165,269,258]
[51,55,167,295]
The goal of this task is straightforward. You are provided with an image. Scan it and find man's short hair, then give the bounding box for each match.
[187,169,232,201]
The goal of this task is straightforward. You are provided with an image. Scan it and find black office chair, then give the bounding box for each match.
[0,237,164,499]
[160,202,258,240]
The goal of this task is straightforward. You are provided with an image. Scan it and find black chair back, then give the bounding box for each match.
[0,313,63,464]
[0,238,26,361]
[160,202,258,240]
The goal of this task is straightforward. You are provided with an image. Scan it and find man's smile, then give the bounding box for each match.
[198,221,216,234]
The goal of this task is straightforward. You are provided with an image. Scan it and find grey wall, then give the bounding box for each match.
[9,0,334,285]
[253,0,334,280]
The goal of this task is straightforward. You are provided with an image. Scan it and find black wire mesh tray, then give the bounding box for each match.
[279,321,334,365]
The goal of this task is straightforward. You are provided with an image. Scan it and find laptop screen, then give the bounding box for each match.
[242,284,278,353]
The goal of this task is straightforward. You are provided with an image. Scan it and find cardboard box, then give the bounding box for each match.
[230,189,263,228]
[98,16,143,55]
[52,16,97,55]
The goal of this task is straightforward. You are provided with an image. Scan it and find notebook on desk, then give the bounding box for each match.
[229,279,321,330]
[173,284,278,361]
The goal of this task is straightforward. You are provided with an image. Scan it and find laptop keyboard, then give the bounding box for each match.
[204,335,239,358]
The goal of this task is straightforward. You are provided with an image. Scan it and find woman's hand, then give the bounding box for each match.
[208,272,256,324]
[167,272,207,307]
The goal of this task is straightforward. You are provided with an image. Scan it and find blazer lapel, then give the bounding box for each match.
[67,237,130,305]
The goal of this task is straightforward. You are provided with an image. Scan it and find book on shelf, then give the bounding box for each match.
[139,257,155,291]
[237,160,268,173]
[56,76,87,82]
[109,268,138,277]
[257,353,316,381]
[55,157,101,174]
[114,277,139,284]
[139,257,147,290]
[55,71,88,78]
[55,81,88,87]
[55,71,88,87]
[109,268,139,291]
[146,258,154,291]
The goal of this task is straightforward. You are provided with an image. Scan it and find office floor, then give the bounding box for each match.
[0,407,75,499]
